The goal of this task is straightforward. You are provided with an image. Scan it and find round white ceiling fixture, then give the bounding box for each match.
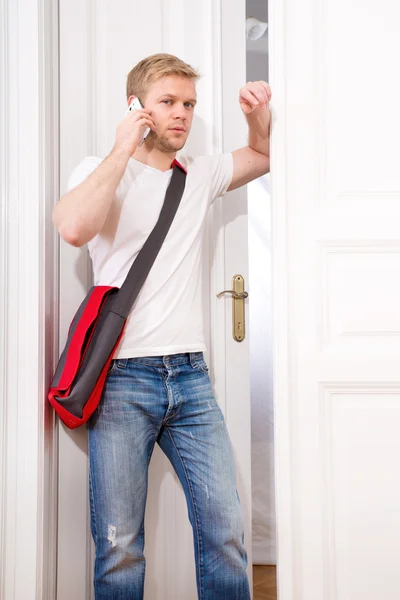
[246,17,268,41]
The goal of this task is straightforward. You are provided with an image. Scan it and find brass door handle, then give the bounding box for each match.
[216,275,248,342]
[216,290,249,299]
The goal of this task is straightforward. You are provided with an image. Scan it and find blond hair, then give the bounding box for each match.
[126,53,201,102]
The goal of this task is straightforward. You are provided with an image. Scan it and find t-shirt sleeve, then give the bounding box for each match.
[67,156,102,192]
[208,152,234,204]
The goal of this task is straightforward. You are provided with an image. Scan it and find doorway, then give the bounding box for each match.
[246,1,277,599]
[56,0,269,597]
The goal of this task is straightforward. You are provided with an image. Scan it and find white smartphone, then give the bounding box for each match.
[127,97,150,145]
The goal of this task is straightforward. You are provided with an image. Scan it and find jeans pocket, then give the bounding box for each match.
[198,359,209,373]
[106,360,115,375]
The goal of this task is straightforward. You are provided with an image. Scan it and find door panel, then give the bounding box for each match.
[269,0,400,597]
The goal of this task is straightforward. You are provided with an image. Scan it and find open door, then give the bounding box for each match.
[268,0,400,598]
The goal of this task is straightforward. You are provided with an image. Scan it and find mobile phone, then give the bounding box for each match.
[127,97,151,145]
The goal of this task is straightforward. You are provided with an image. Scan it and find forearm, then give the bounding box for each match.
[246,106,271,157]
[53,147,130,247]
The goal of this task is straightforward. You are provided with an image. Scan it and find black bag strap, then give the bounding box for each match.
[110,159,187,319]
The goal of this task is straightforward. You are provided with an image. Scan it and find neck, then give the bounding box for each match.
[131,142,177,173]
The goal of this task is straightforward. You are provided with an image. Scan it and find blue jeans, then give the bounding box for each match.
[87,352,250,599]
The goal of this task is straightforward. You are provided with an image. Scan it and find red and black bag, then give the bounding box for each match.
[48,159,187,429]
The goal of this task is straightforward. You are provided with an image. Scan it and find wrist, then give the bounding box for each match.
[109,145,132,167]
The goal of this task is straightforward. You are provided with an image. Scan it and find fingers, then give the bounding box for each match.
[240,87,260,108]
[137,116,156,130]
[247,82,268,107]
[129,109,156,129]
[258,81,272,102]
[241,81,271,109]
[127,107,151,118]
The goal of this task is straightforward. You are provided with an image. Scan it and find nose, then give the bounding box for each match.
[173,102,187,120]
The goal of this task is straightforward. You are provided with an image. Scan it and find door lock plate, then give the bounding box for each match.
[217,275,248,342]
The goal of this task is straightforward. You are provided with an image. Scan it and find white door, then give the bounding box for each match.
[268,0,400,598]
[57,1,252,598]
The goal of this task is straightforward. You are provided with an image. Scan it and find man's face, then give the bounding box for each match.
[133,75,197,153]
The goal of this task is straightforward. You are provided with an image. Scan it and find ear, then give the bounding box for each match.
[127,94,137,107]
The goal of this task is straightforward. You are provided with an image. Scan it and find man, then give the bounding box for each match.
[53,53,271,600]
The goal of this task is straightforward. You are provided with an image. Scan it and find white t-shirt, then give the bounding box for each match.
[67,152,234,359]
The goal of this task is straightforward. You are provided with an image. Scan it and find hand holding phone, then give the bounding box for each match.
[127,97,151,145]
[113,99,154,158]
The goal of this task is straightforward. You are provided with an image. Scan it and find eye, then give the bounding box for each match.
[161,99,194,108]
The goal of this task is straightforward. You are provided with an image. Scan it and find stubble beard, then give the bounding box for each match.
[147,130,186,153]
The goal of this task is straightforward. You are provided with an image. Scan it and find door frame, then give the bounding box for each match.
[268,0,295,597]
[0,0,59,597]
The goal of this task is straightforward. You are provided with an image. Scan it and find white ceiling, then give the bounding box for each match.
[246,0,268,22]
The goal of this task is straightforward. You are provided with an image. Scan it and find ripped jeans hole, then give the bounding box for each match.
[107,525,117,548]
